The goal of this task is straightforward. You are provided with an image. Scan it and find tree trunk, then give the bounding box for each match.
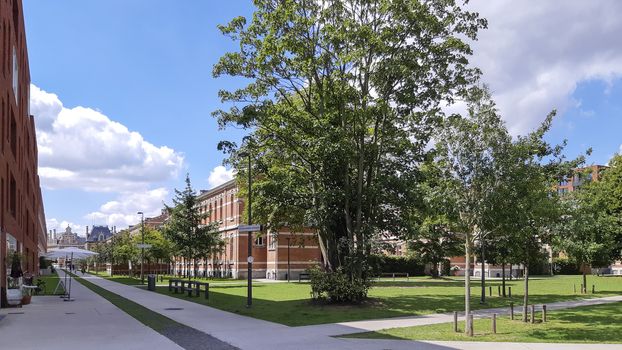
[464,231,472,335]
[522,264,529,322]
[480,239,486,304]
[502,263,506,297]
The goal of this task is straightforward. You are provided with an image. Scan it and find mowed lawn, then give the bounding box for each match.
[344,301,622,343]
[88,270,237,286]
[152,275,622,326]
[35,272,65,295]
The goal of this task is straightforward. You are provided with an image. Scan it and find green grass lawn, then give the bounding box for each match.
[343,301,622,343]
[150,275,622,326]
[34,272,65,295]
[88,270,240,286]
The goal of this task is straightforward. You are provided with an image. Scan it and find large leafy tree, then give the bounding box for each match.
[131,228,175,273]
[554,167,620,293]
[163,174,222,279]
[213,0,487,284]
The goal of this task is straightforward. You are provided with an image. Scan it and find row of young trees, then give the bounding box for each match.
[211,0,621,333]
[90,175,224,279]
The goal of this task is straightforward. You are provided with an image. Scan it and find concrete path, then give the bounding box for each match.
[78,273,622,350]
[0,270,182,350]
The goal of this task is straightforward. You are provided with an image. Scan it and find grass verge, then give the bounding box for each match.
[342,301,622,343]
[35,272,65,295]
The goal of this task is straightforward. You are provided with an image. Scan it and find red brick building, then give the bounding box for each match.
[179,179,322,280]
[1,0,47,304]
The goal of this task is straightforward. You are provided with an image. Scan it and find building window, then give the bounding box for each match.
[9,176,16,217]
[254,235,264,247]
[12,46,18,104]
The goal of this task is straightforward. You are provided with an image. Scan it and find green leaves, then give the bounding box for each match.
[214,0,487,277]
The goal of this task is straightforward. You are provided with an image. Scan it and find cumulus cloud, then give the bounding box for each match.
[466,0,622,135]
[30,84,184,192]
[85,188,169,230]
[208,166,235,188]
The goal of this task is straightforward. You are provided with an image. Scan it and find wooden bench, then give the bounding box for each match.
[299,273,310,282]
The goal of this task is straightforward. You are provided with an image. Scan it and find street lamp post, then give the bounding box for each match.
[286,237,291,282]
[238,150,254,307]
[137,211,145,284]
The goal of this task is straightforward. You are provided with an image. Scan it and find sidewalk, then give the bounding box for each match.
[0,270,182,350]
[80,273,622,350]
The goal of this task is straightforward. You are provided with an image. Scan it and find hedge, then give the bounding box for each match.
[368,254,426,276]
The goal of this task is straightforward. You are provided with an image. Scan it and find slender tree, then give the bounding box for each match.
[163,174,222,279]
[435,87,511,334]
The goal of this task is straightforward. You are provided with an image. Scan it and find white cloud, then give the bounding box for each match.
[466,0,622,135]
[85,188,169,230]
[208,166,235,188]
[30,84,184,192]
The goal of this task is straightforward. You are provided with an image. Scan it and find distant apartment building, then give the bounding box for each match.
[173,179,322,280]
[556,164,607,195]
[1,0,47,305]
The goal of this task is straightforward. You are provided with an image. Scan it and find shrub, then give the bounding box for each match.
[553,257,581,275]
[308,265,371,303]
[367,254,426,276]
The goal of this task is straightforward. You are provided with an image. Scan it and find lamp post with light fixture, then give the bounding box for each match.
[137,211,145,284]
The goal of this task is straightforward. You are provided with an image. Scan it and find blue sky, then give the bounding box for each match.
[23,1,622,235]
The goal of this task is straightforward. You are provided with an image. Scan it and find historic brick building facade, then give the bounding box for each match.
[1,0,47,303]
[178,179,322,280]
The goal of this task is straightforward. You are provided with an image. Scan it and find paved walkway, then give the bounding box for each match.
[0,270,182,350]
[78,273,622,350]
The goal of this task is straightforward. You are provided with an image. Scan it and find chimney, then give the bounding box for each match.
[86,226,89,236]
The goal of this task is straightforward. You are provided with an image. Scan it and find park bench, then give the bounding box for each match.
[379,272,410,281]
[168,279,185,293]
[183,281,210,299]
[298,273,310,282]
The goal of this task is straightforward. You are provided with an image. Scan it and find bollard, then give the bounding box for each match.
[509,286,512,298]
[592,284,595,294]
[543,304,547,323]
[531,304,535,324]
[574,284,576,293]
[498,285,501,296]
[492,313,497,334]
[454,311,458,332]
[489,286,492,296]
[468,314,474,337]
[510,302,514,320]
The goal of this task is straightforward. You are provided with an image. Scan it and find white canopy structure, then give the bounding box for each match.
[45,247,98,301]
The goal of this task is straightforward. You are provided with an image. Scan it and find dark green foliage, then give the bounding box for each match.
[39,256,49,269]
[213,0,487,295]
[367,254,426,276]
[162,174,223,278]
[308,265,371,303]
[553,257,582,275]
